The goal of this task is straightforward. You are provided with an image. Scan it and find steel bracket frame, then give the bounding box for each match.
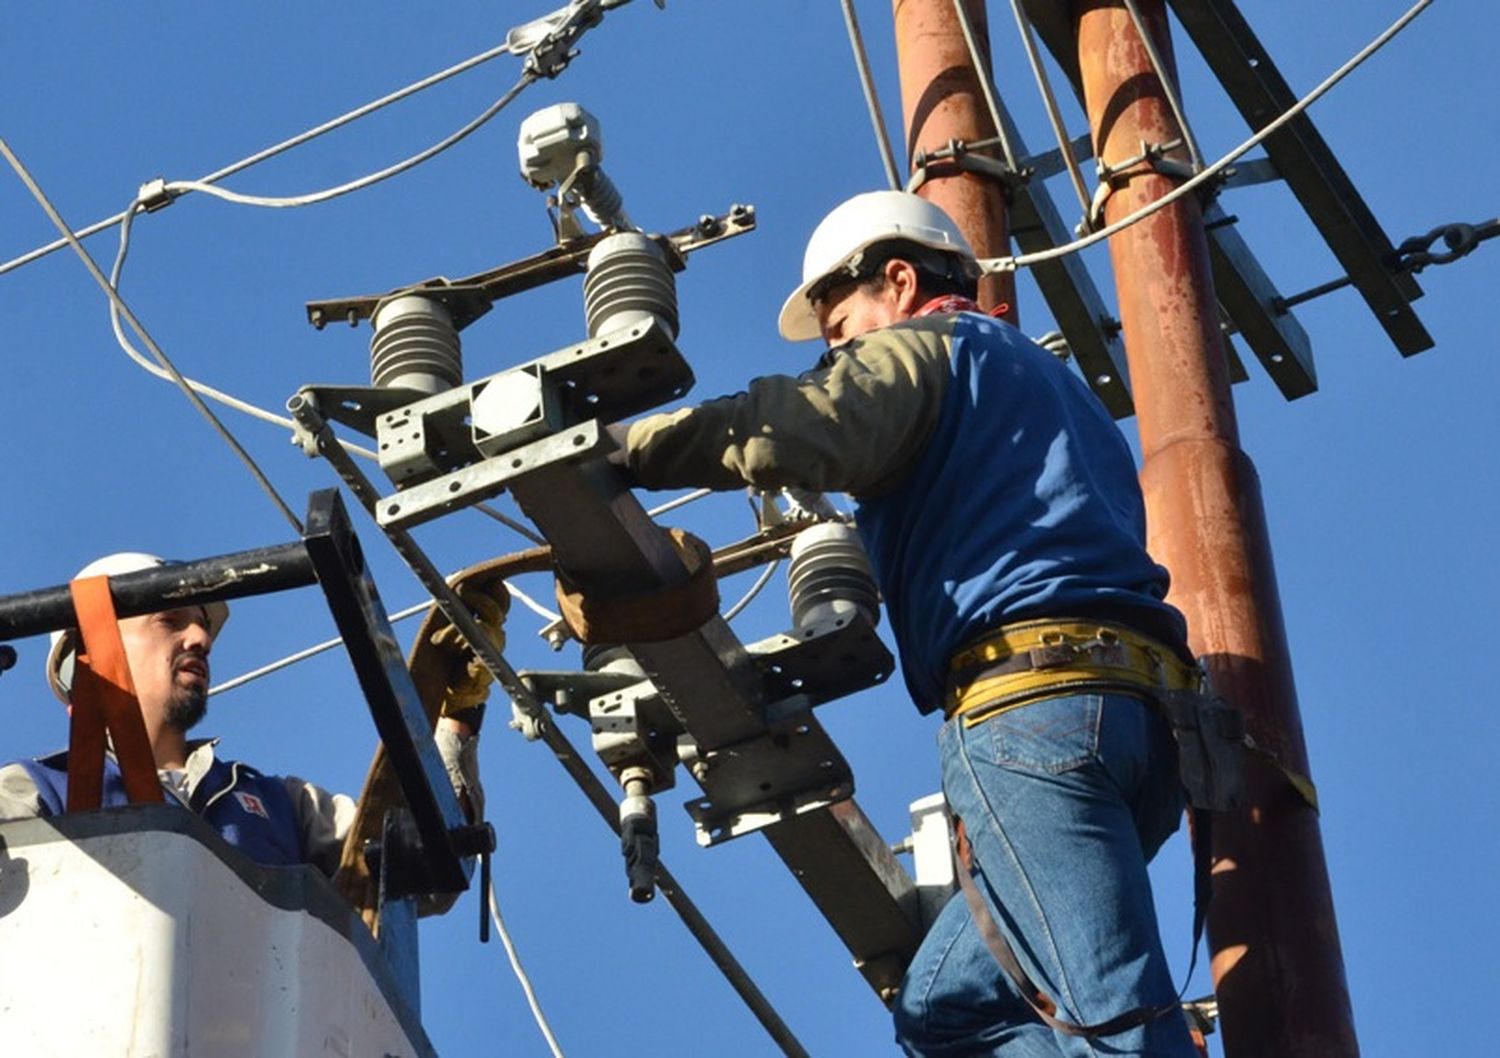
[302,488,472,894]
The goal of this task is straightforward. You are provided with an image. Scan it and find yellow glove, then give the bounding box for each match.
[430,583,509,719]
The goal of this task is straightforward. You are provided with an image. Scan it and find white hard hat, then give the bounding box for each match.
[45,552,230,705]
[778,190,977,342]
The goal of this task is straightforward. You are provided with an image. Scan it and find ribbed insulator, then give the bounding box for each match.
[370,295,462,394]
[786,523,881,630]
[584,232,678,339]
[577,168,627,229]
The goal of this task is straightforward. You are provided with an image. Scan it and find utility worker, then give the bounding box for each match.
[612,191,1201,1056]
[0,552,487,882]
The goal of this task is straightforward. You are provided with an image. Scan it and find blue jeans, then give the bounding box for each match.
[894,692,1198,1057]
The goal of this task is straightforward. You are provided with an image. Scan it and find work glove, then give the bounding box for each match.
[429,582,510,722]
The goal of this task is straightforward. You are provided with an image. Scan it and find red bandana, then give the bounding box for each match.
[915,295,1010,320]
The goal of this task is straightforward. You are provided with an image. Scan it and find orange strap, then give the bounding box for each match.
[65,576,163,810]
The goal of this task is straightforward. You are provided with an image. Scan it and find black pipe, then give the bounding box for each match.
[0,541,317,642]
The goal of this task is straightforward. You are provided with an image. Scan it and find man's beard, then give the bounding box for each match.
[165,686,208,732]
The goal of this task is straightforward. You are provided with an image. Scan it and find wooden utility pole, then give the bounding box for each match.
[891,0,1016,316]
[1071,1,1358,1054]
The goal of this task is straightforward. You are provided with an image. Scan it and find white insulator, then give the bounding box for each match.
[577,168,629,230]
[786,523,880,630]
[370,295,463,394]
[584,232,678,339]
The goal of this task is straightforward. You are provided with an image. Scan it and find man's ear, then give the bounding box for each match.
[885,258,923,315]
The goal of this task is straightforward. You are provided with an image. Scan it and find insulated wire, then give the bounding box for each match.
[981,0,1434,273]
[722,559,780,622]
[162,71,535,210]
[489,876,568,1058]
[103,196,379,460]
[1120,0,1205,172]
[840,0,902,191]
[646,487,714,517]
[0,39,517,277]
[0,137,306,534]
[107,189,546,546]
[1006,0,1092,216]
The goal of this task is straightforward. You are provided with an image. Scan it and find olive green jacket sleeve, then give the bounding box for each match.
[623,316,953,499]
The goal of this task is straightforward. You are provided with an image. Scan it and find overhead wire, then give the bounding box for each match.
[106,184,547,545]
[209,580,560,697]
[102,193,377,460]
[0,38,518,278]
[161,71,535,211]
[979,0,1434,273]
[0,137,306,534]
[840,0,902,191]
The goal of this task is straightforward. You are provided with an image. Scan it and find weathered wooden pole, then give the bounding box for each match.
[891,0,1017,316]
[1071,1,1359,1054]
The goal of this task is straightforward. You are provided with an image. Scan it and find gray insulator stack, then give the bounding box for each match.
[583,232,679,339]
[370,295,463,394]
[786,523,881,630]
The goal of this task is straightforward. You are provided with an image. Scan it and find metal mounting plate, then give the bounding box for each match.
[746,611,894,709]
[685,706,855,847]
[377,419,608,531]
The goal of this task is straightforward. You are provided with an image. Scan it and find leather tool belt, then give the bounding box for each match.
[945,617,1201,727]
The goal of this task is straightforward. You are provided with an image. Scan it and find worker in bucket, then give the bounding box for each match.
[611,191,1201,1057]
[0,551,490,880]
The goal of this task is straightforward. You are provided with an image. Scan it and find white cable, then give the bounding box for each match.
[506,582,562,623]
[0,137,307,533]
[646,487,714,517]
[490,874,568,1058]
[722,560,780,623]
[161,73,534,210]
[980,0,1433,274]
[104,196,381,460]
[0,40,517,277]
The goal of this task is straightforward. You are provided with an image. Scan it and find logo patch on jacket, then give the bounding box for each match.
[235,791,270,818]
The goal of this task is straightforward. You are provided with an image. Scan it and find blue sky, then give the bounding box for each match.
[1,3,1494,1055]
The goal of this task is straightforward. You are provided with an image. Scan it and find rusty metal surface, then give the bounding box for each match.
[892,0,1017,317]
[1073,3,1357,1055]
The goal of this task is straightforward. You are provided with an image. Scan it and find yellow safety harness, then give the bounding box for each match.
[945,617,1201,726]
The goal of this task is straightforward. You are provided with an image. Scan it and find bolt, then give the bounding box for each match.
[691,761,710,783]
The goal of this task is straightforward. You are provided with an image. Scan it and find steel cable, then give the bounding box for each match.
[948,0,1020,173]
[1121,0,1205,172]
[840,0,902,191]
[1005,0,1092,216]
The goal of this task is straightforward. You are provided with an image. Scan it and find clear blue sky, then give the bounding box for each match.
[1,3,1494,1055]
